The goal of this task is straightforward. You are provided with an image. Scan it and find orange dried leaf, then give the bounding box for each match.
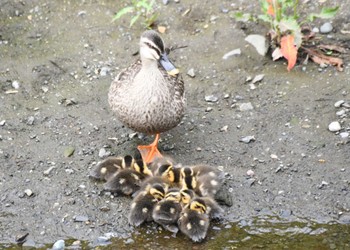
[280,35,298,71]
[266,0,275,16]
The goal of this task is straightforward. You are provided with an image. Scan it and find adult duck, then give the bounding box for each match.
[108,30,185,163]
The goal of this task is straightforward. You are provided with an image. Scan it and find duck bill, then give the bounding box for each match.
[160,53,179,76]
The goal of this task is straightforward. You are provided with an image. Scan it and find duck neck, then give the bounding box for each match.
[141,58,159,70]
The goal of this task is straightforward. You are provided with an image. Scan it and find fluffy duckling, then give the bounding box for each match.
[192,164,222,197]
[151,157,181,185]
[180,189,223,219]
[180,167,197,190]
[128,183,166,226]
[89,155,135,181]
[103,168,144,195]
[152,188,182,233]
[177,197,209,242]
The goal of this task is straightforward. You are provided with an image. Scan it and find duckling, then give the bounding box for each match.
[177,197,210,242]
[103,168,144,195]
[133,159,153,177]
[152,188,182,233]
[155,163,182,186]
[128,183,166,226]
[180,167,197,190]
[180,189,223,219]
[89,155,135,181]
[191,164,222,197]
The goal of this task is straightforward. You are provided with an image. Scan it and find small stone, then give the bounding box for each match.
[270,154,278,159]
[41,86,49,93]
[312,27,319,33]
[187,68,195,78]
[340,132,349,138]
[328,121,341,132]
[27,116,35,125]
[22,239,36,248]
[52,239,65,250]
[24,189,33,197]
[205,107,213,112]
[220,125,228,132]
[252,74,264,84]
[74,215,89,222]
[334,100,345,108]
[224,94,230,99]
[205,95,218,103]
[320,22,333,34]
[239,102,254,111]
[43,166,56,176]
[99,148,110,158]
[222,48,241,60]
[239,135,255,143]
[100,67,110,76]
[12,80,20,89]
[336,110,346,116]
[64,146,75,157]
[246,169,254,177]
[72,240,81,246]
[0,120,5,126]
[15,233,29,243]
[162,0,169,5]
[196,147,202,152]
[125,238,134,244]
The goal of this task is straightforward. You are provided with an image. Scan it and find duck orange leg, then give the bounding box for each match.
[137,133,163,164]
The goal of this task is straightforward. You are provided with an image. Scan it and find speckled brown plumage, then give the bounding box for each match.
[108,31,185,136]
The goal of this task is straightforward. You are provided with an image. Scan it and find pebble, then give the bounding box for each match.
[100,66,110,76]
[187,68,195,78]
[0,120,5,126]
[328,121,341,132]
[239,102,254,111]
[162,0,169,5]
[252,74,264,84]
[320,22,333,34]
[74,215,89,222]
[336,110,346,116]
[125,238,134,244]
[334,100,345,108]
[27,116,35,125]
[205,107,213,112]
[64,146,75,157]
[22,239,36,248]
[340,132,349,138]
[24,189,33,197]
[43,166,56,176]
[246,169,254,177]
[239,135,255,143]
[99,148,110,158]
[220,125,228,132]
[222,48,241,60]
[12,80,20,89]
[205,95,218,103]
[52,239,65,250]
[312,27,319,33]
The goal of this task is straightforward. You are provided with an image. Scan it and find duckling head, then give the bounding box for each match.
[149,183,166,201]
[165,189,182,203]
[180,189,195,205]
[122,155,135,168]
[157,163,176,183]
[133,159,153,177]
[189,198,207,214]
[180,167,197,190]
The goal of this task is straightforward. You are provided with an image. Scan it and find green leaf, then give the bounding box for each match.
[279,18,299,33]
[258,14,271,23]
[233,12,254,22]
[113,6,134,21]
[129,13,141,27]
[308,6,339,21]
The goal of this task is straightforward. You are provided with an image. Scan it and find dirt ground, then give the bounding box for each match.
[1,0,350,247]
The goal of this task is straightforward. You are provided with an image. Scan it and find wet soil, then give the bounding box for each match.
[1,0,350,248]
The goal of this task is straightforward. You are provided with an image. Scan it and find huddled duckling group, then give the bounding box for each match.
[89,155,224,242]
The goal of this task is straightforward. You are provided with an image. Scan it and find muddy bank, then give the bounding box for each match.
[1,0,350,248]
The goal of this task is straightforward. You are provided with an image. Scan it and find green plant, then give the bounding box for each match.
[113,0,158,28]
[235,0,340,71]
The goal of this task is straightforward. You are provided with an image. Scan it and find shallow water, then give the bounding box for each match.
[2,217,350,249]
